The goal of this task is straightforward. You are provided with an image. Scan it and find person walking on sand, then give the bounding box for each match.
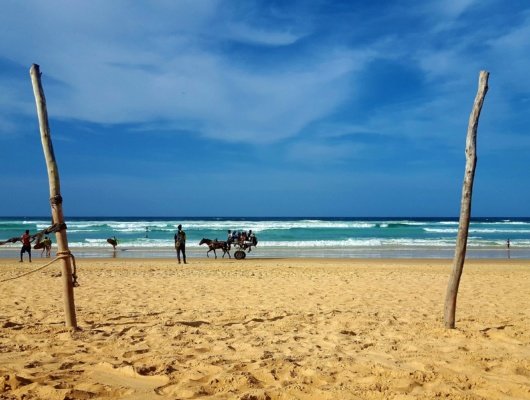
[42,236,52,258]
[20,229,33,263]
[174,224,187,264]
[107,236,118,250]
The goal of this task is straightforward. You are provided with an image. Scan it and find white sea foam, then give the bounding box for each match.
[424,227,530,234]
[471,228,530,233]
[85,220,380,232]
[67,238,458,248]
[424,228,458,233]
[3,218,529,256]
[30,218,530,234]
[67,238,519,249]
[182,220,376,231]
[2,238,527,255]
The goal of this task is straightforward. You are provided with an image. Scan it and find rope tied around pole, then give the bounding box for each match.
[45,222,67,233]
[56,250,79,287]
[50,194,63,206]
[0,251,79,287]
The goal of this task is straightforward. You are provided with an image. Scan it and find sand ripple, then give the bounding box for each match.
[1,258,529,399]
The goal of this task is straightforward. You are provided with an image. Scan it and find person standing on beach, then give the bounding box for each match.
[107,236,118,250]
[174,224,187,264]
[42,236,52,258]
[20,229,33,263]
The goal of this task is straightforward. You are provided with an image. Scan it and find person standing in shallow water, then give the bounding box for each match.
[20,229,32,263]
[174,224,187,264]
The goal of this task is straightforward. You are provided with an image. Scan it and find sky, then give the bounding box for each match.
[0,0,529,217]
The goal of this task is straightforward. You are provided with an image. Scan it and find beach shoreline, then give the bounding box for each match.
[1,257,529,399]
[0,244,525,260]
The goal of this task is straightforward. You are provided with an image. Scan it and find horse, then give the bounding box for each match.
[199,238,231,259]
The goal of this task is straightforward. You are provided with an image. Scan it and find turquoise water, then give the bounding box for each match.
[1,217,529,259]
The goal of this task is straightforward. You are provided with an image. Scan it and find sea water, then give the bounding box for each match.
[1,217,529,259]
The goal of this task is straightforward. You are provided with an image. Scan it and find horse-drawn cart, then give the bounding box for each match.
[231,235,258,259]
[199,232,258,260]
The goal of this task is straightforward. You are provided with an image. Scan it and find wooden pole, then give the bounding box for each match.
[29,64,77,329]
[444,71,489,329]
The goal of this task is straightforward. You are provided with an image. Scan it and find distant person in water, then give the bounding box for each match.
[174,224,187,264]
[20,229,33,263]
[506,239,510,249]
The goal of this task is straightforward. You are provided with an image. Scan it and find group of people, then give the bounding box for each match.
[227,229,257,245]
[104,225,188,264]
[173,226,257,264]
[17,224,258,264]
[19,230,52,262]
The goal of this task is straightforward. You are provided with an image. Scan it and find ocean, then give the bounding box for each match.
[1,217,529,259]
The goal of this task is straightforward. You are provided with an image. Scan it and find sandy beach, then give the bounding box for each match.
[1,257,529,399]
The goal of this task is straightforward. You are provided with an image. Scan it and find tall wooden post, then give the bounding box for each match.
[444,71,489,329]
[30,64,77,329]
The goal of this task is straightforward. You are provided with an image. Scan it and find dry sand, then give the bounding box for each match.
[0,257,529,399]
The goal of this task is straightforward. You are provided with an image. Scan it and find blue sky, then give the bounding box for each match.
[1,0,529,217]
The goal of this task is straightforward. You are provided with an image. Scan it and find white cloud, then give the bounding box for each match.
[414,0,483,33]
[224,22,303,46]
[435,0,480,18]
[0,2,383,145]
[0,0,376,144]
[0,0,529,149]
[286,141,364,164]
[0,115,17,135]
[486,11,530,92]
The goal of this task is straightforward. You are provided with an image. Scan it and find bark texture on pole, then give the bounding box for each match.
[30,64,77,329]
[444,71,489,329]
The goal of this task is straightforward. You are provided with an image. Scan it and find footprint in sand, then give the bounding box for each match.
[87,362,169,392]
[123,348,150,358]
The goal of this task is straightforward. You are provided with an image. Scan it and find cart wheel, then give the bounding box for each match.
[234,250,246,260]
